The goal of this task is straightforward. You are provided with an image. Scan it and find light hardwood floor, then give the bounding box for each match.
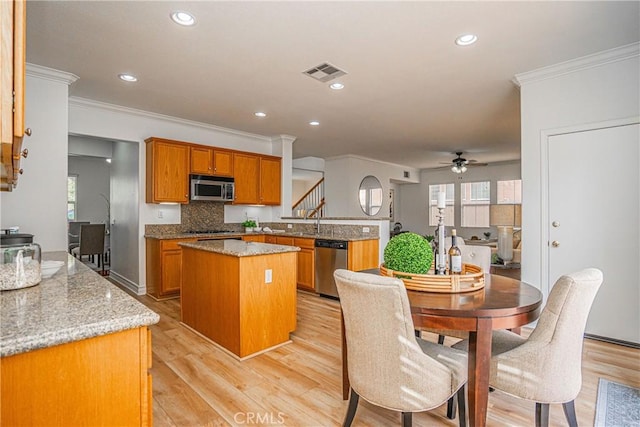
[126,290,639,427]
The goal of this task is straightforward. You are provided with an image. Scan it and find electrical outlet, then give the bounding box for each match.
[157,210,164,219]
[362,227,370,233]
[287,224,293,229]
[265,269,272,284]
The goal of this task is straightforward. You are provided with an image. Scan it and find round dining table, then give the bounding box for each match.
[341,272,543,427]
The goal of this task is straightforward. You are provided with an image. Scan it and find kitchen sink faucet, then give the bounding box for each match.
[316,214,321,234]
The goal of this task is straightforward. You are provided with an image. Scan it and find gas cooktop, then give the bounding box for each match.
[185,229,234,234]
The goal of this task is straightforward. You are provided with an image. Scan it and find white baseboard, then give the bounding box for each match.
[109,270,145,295]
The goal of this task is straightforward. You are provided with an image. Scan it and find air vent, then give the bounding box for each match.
[303,62,347,82]
[403,171,410,178]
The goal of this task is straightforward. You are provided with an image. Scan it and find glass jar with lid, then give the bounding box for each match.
[0,234,42,291]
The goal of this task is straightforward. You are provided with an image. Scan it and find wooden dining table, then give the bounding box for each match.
[341,272,543,427]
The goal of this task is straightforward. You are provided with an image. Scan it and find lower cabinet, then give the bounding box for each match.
[242,235,265,243]
[347,239,380,272]
[1,327,153,426]
[146,238,196,299]
[294,238,315,292]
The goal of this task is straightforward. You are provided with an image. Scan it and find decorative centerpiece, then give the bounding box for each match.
[381,232,485,293]
[242,219,257,233]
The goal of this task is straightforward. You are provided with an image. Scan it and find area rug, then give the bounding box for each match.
[595,378,640,426]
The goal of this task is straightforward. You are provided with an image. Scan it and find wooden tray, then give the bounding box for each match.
[380,263,485,293]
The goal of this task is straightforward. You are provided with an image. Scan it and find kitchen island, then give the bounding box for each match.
[179,239,299,359]
[0,252,159,426]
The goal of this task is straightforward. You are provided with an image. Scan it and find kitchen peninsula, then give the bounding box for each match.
[179,239,299,359]
[1,252,159,426]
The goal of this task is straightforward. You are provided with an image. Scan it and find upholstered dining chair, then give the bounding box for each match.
[453,268,603,427]
[333,269,468,427]
[71,224,106,272]
[68,221,89,253]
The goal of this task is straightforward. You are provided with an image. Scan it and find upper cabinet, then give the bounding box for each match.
[145,137,281,205]
[145,138,190,204]
[1,0,27,191]
[233,153,281,205]
[259,156,281,205]
[190,146,233,177]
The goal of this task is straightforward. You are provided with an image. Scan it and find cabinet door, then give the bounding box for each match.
[161,249,183,295]
[275,236,294,246]
[146,139,190,203]
[264,235,277,244]
[233,153,259,204]
[213,150,233,176]
[242,235,265,243]
[297,247,315,291]
[259,157,281,205]
[190,146,213,174]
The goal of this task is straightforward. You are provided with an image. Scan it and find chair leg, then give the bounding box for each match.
[438,334,445,345]
[535,403,550,427]
[562,400,578,427]
[343,388,359,427]
[401,412,412,427]
[447,395,457,419]
[457,385,467,427]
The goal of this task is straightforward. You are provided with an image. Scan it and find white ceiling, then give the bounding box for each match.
[26,1,640,169]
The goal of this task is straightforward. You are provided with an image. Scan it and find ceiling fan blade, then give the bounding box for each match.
[467,162,488,167]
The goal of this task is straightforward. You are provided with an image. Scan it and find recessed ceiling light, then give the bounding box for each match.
[254,112,267,118]
[309,121,320,126]
[118,73,138,82]
[455,34,478,46]
[171,11,196,26]
[330,82,344,90]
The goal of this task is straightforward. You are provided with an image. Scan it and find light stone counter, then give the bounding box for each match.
[0,252,159,358]
[179,239,300,256]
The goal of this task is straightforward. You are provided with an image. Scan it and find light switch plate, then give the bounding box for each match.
[287,224,293,229]
[362,227,370,233]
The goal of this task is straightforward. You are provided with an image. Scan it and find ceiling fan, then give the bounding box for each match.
[440,152,488,173]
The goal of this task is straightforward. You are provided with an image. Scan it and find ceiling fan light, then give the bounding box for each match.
[452,165,459,173]
[461,165,467,172]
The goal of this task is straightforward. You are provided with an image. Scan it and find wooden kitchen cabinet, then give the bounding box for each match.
[294,237,315,292]
[145,138,190,203]
[264,235,277,244]
[233,152,260,204]
[190,146,233,177]
[1,327,152,426]
[259,156,281,205]
[348,239,380,272]
[242,234,265,243]
[233,152,281,205]
[146,237,196,299]
[1,0,27,191]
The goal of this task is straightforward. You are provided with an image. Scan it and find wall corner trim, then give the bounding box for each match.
[26,63,79,85]
[513,42,640,87]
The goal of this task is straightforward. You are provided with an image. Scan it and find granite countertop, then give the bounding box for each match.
[145,231,378,241]
[179,239,301,257]
[0,252,159,358]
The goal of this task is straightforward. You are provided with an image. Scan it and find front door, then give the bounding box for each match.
[548,123,639,344]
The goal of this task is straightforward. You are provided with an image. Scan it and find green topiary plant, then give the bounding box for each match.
[384,232,433,274]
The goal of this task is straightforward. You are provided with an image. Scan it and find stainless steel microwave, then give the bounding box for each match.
[190,175,235,201]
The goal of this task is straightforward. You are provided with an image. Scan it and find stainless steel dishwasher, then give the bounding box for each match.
[315,239,348,299]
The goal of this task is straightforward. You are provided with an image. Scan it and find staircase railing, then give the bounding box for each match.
[292,178,324,218]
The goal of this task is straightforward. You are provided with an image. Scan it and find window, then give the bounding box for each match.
[67,175,77,220]
[428,184,454,227]
[461,181,490,227]
[497,179,522,204]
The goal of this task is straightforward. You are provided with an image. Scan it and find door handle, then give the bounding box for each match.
[552,221,560,228]
[552,240,560,247]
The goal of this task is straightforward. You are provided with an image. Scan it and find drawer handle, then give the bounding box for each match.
[21,148,28,158]
[24,128,32,137]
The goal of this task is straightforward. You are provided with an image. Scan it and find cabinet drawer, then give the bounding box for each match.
[275,237,294,246]
[293,238,315,249]
[161,239,195,251]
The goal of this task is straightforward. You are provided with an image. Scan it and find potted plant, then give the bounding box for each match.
[383,232,434,275]
[242,219,257,233]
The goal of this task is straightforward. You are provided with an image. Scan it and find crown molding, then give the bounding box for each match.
[68,97,273,142]
[513,42,639,87]
[26,63,79,85]
[325,153,418,172]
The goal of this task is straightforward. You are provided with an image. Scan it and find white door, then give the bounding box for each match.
[548,123,639,344]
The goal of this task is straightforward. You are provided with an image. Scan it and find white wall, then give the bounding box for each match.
[68,156,111,225]
[67,97,292,293]
[397,161,521,237]
[0,66,76,251]
[324,155,419,218]
[68,135,113,158]
[518,43,639,291]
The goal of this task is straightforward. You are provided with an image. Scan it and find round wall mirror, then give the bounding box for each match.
[358,175,383,216]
